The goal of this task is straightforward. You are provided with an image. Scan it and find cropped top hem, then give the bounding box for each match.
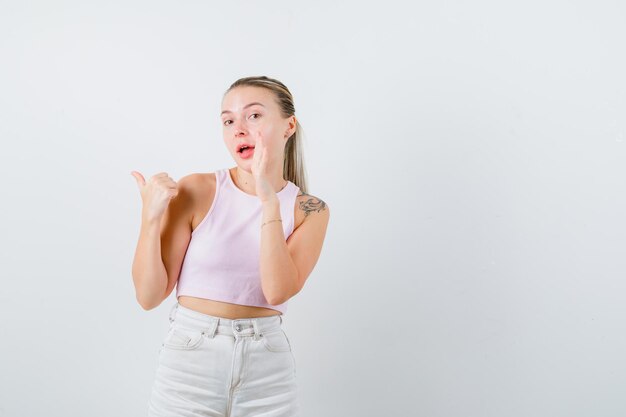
[176,286,287,315]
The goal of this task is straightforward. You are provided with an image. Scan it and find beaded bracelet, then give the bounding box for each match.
[261,219,282,228]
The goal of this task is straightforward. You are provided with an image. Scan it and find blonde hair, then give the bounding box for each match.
[224,76,308,194]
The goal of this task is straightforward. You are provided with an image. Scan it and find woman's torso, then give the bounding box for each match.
[178,168,305,319]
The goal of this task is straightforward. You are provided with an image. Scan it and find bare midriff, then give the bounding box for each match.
[177,295,282,319]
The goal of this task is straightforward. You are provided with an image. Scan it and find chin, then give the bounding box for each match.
[236,162,253,173]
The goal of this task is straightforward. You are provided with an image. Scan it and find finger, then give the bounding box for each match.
[155,178,176,188]
[253,137,261,164]
[130,171,146,188]
[261,142,268,168]
[258,142,265,167]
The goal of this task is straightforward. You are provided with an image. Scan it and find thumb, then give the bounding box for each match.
[130,170,146,189]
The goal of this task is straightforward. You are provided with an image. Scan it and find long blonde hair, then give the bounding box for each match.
[224,76,308,194]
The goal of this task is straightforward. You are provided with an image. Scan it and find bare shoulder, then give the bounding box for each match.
[293,190,330,230]
[178,172,216,192]
[160,171,217,241]
[297,190,329,218]
[178,172,218,232]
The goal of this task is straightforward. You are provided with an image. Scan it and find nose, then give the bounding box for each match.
[233,120,248,137]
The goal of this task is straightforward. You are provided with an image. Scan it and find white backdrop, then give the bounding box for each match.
[1,1,625,416]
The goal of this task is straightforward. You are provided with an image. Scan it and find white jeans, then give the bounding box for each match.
[147,302,302,417]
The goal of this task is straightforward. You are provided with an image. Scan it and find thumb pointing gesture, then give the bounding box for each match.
[131,170,146,190]
[131,170,179,222]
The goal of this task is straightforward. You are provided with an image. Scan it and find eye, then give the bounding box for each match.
[249,113,261,120]
[223,120,232,126]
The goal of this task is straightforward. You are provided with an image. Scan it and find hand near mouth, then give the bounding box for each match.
[250,131,276,203]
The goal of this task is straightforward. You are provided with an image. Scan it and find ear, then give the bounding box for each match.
[284,115,297,138]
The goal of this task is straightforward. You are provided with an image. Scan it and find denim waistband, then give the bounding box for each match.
[167,302,283,340]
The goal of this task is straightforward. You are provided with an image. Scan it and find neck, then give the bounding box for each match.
[232,167,287,194]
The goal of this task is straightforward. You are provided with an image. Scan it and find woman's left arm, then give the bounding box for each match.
[259,195,329,305]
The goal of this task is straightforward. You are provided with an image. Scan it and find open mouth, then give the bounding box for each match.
[237,143,256,158]
[238,145,255,153]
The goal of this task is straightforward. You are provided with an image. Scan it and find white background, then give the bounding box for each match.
[1,1,625,416]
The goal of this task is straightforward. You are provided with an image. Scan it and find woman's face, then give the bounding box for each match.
[221,86,295,170]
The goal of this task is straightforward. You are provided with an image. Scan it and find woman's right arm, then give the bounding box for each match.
[130,172,194,311]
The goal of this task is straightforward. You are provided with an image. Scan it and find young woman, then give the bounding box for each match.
[131,75,330,417]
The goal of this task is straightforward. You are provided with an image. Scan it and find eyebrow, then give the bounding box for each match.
[221,102,265,116]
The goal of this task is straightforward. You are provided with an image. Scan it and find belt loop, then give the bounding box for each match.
[206,319,218,339]
[252,320,261,341]
[279,314,283,325]
[168,302,178,323]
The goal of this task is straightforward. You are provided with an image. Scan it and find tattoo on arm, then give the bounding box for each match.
[297,192,327,217]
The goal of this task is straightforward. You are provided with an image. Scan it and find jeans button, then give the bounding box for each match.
[235,325,241,331]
